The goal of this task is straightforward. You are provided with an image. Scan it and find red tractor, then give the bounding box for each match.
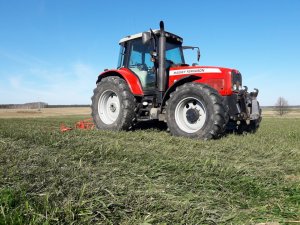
[91,21,261,139]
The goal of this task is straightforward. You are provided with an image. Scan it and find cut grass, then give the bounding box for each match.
[0,117,299,224]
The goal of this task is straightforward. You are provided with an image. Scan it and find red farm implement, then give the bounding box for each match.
[60,118,95,132]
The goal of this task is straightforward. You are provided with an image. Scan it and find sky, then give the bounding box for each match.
[0,0,300,106]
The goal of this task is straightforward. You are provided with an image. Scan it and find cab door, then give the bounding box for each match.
[127,38,156,90]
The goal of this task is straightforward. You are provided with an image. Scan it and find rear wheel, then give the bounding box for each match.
[91,76,136,130]
[166,83,228,139]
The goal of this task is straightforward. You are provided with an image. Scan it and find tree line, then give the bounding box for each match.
[0,102,90,109]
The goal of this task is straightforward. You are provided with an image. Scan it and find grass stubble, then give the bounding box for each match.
[0,116,299,224]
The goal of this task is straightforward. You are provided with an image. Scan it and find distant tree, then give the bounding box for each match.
[275,97,289,116]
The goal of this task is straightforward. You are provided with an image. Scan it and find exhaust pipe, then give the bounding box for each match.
[158,21,166,94]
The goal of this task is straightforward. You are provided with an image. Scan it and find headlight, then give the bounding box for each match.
[231,70,242,91]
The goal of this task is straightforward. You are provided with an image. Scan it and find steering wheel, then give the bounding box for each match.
[136,63,148,71]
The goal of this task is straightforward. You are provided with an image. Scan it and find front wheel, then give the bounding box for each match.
[166,83,228,139]
[237,118,262,134]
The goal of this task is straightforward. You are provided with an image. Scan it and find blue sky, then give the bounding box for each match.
[0,0,300,106]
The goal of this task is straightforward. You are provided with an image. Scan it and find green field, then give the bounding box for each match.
[0,117,299,224]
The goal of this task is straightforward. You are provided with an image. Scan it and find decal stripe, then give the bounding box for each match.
[169,68,221,76]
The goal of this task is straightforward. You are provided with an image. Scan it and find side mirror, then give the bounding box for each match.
[183,46,201,62]
[142,32,151,44]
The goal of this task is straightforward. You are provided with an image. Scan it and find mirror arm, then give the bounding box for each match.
[182,46,201,62]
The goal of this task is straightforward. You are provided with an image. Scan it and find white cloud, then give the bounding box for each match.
[0,50,49,68]
[0,62,99,104]
[8,76,22,89]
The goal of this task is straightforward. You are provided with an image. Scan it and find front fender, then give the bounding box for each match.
[161,75,201,108]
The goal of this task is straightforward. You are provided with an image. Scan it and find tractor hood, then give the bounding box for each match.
[168,65,241,96]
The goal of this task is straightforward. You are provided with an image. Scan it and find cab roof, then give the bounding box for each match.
[119,30,183,44]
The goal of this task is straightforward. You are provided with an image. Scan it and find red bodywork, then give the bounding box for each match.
[98,66,238,97]
[169,66,236,96]
[99,68,143,96]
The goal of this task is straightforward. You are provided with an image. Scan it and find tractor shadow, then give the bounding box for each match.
[133,121,169,132]
[132,121,257,137]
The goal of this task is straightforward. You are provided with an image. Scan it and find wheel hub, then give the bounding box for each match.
[109,103,117,112]
[174,97,207,134]
[98,90,120,125]
[186,108,200,124]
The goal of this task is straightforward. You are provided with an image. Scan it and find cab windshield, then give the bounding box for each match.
[166,42,185,64]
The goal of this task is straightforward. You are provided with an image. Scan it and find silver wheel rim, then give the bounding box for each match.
[174,97,207,133]
[98,90,120,125]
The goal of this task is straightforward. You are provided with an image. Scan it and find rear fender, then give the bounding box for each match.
[96,68,143,96]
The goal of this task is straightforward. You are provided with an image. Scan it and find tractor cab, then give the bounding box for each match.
[118,30,186,90]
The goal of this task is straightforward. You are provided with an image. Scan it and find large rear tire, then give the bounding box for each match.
[166,83,228,139]
[91,76,136,131]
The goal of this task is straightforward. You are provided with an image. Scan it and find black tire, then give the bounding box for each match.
[91,76,136,131]
[236,102,262,134]
[237,117,262,134]
[166,83,228,140]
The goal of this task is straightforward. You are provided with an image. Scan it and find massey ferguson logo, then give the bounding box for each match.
[169,68,221,76]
